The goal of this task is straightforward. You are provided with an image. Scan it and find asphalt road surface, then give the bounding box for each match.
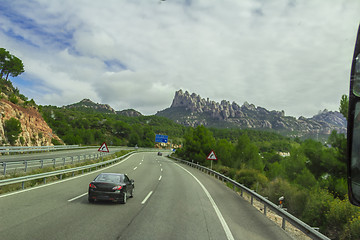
[0,152,292,240]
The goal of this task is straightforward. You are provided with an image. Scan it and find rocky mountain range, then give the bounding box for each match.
[156,90,347,139]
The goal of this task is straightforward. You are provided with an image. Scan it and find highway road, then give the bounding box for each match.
[0,152,292,240]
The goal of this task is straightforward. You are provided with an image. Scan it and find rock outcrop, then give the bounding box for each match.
[0,99,62,146]
[156,90,347,138]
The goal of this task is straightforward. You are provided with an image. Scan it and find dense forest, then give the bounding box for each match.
[39,105,186,147]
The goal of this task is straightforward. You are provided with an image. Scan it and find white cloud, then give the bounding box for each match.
[0,0,359,117]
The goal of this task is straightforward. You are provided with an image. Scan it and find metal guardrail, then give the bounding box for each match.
[0,145,84,154]
[1,152,110,175]
[0,151,135,189]
[169,155,330,240]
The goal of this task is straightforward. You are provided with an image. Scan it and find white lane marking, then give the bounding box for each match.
[161,168,163,172]
[68,193,87,202]
[0,153,134,199]
[141,191,153,204]
[139,162,142,165]
[159,175,162,181]
[160,164,162,167]
[134,167,138,170]
[175,164,235,240]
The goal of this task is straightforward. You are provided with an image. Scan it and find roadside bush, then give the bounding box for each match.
[325,197,360,239]
[235,168,268,192]
[301,188,334,232]
[4,117,22,145]
[260,178,308,217]
[341,213,360,240]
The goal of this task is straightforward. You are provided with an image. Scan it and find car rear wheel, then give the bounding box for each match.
[88,197,95,203]
[130,189,134,198]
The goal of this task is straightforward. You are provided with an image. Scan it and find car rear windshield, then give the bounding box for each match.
[95,174,123,183]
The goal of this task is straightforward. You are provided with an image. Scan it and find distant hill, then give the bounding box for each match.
[63,99,142,116]
[156,89,346,140]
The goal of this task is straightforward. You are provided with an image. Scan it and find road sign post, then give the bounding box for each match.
[207,150,218,169]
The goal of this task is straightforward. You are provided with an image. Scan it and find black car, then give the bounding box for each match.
[88,173,134,204]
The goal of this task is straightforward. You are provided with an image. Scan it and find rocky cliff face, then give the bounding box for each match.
[156,90,347,138]
[0,99,62,146]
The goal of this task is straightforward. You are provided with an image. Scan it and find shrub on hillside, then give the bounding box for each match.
[235,168,268,192]
[260,178,308,217]
[325,197,360,239]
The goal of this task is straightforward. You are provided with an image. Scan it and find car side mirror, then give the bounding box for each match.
[347,24,360,206]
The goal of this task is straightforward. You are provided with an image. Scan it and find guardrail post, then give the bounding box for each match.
[60,174,63,180]
[3,162,6,175]
[282,218,286,230]
[22,181,25,189]
[24,161,28,172]
[41,160,44,169]
[264,205,267,216]
[53,158,56,168]
[63,158,66,166]
[71,157,74,164]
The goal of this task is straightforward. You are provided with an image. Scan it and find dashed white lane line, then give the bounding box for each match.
[141,191,153,204]
[134,167,137,170]
[161,168,163,172]
[159,175,162,181]
[68,193,87,202]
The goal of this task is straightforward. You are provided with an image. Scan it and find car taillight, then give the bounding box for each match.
[112,186,122,190]
[89,183,96,189]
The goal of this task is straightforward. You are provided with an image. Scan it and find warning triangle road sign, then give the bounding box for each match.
[98,142,109,152]
[207,150,217,160]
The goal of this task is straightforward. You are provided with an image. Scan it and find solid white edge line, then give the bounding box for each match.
[68,192,87,202]
[141,191,153,204]
[175,163,235,240]
[159,175,162,181]
[0,152,134,199]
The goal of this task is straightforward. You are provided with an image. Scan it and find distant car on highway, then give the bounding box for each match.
[88,173,134,204]
[157,152,162,156]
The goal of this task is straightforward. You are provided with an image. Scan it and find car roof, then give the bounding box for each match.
[99,173,124,176]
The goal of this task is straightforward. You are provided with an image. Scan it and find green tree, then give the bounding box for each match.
[339,94,348,120]
[0,49,24,80]
[4,117,22,145]
[233,134,263,171]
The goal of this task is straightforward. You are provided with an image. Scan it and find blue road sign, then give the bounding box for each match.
[155,134,168,143]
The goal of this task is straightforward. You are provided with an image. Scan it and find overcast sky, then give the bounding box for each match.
[0,0,359,118]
